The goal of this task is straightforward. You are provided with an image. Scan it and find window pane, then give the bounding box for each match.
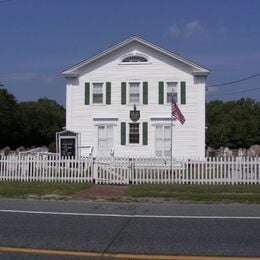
[129,83,140,104]
[129,123,139,144]
[122,56,148,62]
[107,139,113,150]
[156,151,162,157]
[98,140,106,150]
[166,82,178,103]
[98,126,105,139]
[156,140,162,151]
[107,126,113,138]
[164,140,171,151]
[93,94,103,103]
[164,126,171,138]
[93,83,103,104]
[156,126,162,138]
[164,150,171,157]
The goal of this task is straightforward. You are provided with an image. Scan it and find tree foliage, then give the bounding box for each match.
[0,88,21,147]
[0,88,65,149]
[206,98,260,148]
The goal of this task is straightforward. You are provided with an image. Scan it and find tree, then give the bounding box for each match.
[0,88,21,148]
[19,98,65,148]
[206,98,260,148]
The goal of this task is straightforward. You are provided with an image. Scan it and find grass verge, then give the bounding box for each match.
[0,182,92,198]
[126,184,260,203]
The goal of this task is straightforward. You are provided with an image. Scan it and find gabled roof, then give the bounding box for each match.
[62,36,210,78]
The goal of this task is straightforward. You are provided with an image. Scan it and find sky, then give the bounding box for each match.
[1,0,260,106]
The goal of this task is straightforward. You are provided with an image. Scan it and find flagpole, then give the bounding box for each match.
[170,90,173,175]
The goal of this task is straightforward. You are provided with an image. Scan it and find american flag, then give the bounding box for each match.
[171,96,185,124]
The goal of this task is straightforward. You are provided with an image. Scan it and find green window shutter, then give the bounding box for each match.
[106,82,111,104]
[121,122,126,145]
[181,81,186,104]
[121,82,126,105]
[142,122,148,145]
[143,82,148,104]
[85,82,90,105]
[159,81,164,104]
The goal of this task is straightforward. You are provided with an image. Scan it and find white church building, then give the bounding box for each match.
[62,36,210,158]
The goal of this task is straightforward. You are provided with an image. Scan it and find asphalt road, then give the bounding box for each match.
[0,199,259,259]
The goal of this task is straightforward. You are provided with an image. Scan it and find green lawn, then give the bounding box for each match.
[0,182,260,203]
[126,184,260,203]
[0,182,92,198]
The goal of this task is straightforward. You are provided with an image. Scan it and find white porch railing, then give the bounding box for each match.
[0,155,259,185]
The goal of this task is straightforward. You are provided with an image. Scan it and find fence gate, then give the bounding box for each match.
[93,157,130,184]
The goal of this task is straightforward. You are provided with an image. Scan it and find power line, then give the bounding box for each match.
[207,72,260,88]
[207,86,260,97]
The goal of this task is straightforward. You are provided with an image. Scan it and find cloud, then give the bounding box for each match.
[169,20,205,38]
[169,24,181,37]
[185,20,204,36]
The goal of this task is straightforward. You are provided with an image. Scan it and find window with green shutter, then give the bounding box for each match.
[106,82,111,104]
[142,122,148,145]
[158,81,164,104]
[121,122,126,145]
[85,82,90,105]
[143,82,148,104]
[181,81,186,104]
[121,82,126,105]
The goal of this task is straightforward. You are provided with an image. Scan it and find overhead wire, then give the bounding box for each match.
[207,86,260,97]
[206,71,260,96]
[207,72,260,88]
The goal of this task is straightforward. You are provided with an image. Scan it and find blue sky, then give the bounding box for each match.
[1,0,260,105]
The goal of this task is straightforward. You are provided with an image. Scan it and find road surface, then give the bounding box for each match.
[0,199,259,259]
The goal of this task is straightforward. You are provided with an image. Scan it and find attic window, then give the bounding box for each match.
[122,55,148,63]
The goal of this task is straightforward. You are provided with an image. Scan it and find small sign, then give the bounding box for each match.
[130,105,140,122]
[60,138,76,158]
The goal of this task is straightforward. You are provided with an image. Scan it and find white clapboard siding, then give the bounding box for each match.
[0,155,259,185]
[66,40,206,158]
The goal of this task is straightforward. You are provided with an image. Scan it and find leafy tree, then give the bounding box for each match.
[19,98,65,148]
[0,88,21,148]
[206,98,260,148]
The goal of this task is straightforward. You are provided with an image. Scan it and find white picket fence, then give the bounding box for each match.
[0,155,259,185]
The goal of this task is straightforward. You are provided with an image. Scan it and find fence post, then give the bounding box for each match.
[128,157,133,184]
[92,157,96,183]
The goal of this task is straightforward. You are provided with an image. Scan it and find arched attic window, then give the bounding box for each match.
[122,55,148,63]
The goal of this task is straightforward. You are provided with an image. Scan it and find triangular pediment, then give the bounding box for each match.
[62,36,210,78]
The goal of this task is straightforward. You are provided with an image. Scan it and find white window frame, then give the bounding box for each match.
[92,82,104,105]
[119,52,150,65]
[128,122,140,145]
[128,82,141,105]
[155,125,171,157]
[97,125,113,152]
[165,82,179,104]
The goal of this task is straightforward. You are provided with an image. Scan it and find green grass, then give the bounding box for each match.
[126,184,260,203]
[0,182,92,198]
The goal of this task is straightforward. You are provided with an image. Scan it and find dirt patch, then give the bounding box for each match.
[75,185,127,199]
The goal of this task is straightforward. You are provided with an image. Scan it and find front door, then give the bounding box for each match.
[97,125,113,156]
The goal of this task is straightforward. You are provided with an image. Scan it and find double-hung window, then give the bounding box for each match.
[129,123,139,144]
[129,82,140,105]
[155,125,171,157]
[93,83,103,104]
[166,82,178,103]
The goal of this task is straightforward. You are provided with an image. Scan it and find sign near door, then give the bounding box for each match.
[60,138,76,158]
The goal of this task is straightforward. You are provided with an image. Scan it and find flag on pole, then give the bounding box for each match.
[171,96,185,124]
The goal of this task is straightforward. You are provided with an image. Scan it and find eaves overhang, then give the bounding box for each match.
[62,36,210,78]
